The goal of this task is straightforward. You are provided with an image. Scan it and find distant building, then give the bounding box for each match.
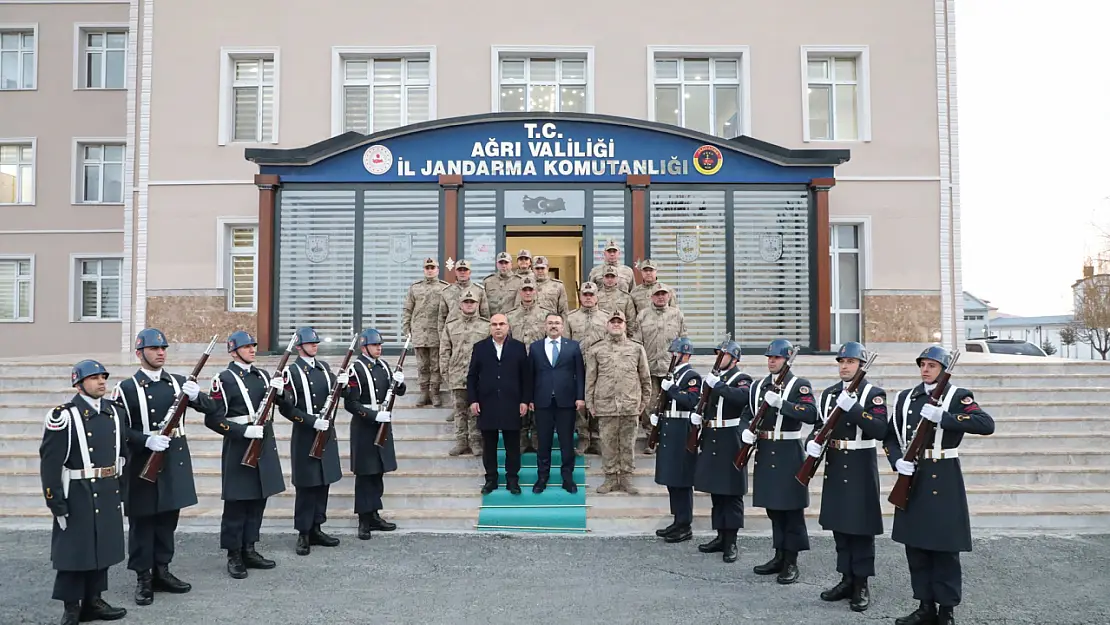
[963,291,996,339]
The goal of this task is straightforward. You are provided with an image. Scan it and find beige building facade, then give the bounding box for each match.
[0,0,964,357]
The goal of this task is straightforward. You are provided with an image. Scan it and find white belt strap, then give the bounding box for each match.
[227,415,251,425]
[715,369,747,426]
[60,405,120,497]
[353,360,377,411]
[898,385,958,452]
[923,448,959,459]
[705,417,742,428]
[668,366,693,418]
[758,430,803,440]
[772,376,800,438]
[826,383,874,443]
[934,385,959,456]
[829,439,877,450]
[228,370,258,421]
[132,374,183,435]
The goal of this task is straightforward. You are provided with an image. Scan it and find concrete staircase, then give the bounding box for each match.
[2,352,1109,535]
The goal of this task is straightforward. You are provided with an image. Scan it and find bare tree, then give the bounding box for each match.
[1074,276,1110,360]
[1059,325,1078,358]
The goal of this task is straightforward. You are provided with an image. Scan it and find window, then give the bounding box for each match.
[802,47,871,141]
[335,52,432,135]
[77,258,121,320]
[829,223,863,345]
[218,48,280,145]
[225,225,257,312]
[77,142,125,203]
[79,28,127,89]
[650,52,747,138]
[0,141,33,204]
[494,48,592,113]
[0,27,35,90]
[0,257,32,321]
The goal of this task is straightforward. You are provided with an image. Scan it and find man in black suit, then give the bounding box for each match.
[467,313,532,495]
[528,313,585,494]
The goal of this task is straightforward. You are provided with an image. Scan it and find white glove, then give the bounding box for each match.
[269,377,284,395]
[375,411,391,423]
[392,370,405,384]
[144,434,171,452]
[836,390,856,412]
[649,413,659,426]
[660,378,674,391]
[764,391,783,408]
[182,380,200,401]
[741,429,757,445]
[704,372,721,388]
[244,425,264,439]
[895,459,916,476]
[690,413,703,426]
[337,372,350,387]
[312,418,331,431]
[920,404,943,423]
[806,440,823,458]
[56,515,67,531]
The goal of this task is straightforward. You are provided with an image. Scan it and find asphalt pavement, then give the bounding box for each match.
[2,530,1108,625]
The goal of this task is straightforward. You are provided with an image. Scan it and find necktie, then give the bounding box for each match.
[551,339,560,365]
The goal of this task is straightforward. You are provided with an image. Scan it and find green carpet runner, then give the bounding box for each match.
[476,431,588,533]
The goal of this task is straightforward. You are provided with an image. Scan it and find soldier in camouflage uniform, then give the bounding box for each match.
[530,256,569,317]
[596,265,637,336]
[565,282,607,454]
[482,252,522,317]
[587,239,635,292]
[440,288,491,456]
[634,284,689,453]
[585,310,652,494]
[507,276,554,452]
[402,257,448,408]
[515,249,535,280]
[630,258,677,315]
[437,259,491,334]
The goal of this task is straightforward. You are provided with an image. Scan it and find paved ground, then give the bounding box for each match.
[2,531,1108,625]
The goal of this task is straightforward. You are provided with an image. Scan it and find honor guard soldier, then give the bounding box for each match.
[587,239,635,292]
[402,257,448,407]
[204,331,285,579]
[805,341,888,612]
[41,360,129,625]
[693,340,752,563]
[343,328,406,539]
[883,346,995,625]
[746,338,818,584]
[482,252,523,317]
[277,327,346,556]
[112,328,219,605]
[650,337,701,545]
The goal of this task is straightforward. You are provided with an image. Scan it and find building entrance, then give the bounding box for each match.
[505,225,584,309]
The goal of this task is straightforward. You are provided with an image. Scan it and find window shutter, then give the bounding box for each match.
[233,86,259,141]
[344,86,370,134]
[0,261,16,319]
[230,227,257,311]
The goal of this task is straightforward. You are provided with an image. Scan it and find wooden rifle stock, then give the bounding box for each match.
[887,351,962,510]
[374,334,412,448]
[241,333,298,468]
[685,350,728,453]
[733,347,799,470]
[139,335,219,483]
[795,352,879,486]
[309,335,361,459]
[646,354,680,451]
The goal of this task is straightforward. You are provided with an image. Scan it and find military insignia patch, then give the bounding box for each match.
[688,378,698,386]
[961,396,973,405]
[798,386,810,395]
[873,396,885,405]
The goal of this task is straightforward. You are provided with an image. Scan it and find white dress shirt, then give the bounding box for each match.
[493,339,504,360]
[546,337,561,365]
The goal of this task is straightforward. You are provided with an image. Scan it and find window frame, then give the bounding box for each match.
[0,23,38,91]
[0,137,36,205]
[215,218,259,313]
[646,46,751,138]
[73,23,129,90]
[828,217,872,347]
[800,45,872,142]
[0,254,34,322]
[330,46,437,137]
[70,254,124,322]
[490,46,595,113]
[72,138,127,205]
[217,47,281,146]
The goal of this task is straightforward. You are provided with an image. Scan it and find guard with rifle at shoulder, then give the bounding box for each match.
[801,341,887,612]
[343,328,408,540]
[277,327,349,556]
[882,346,994,625]
[692,339,751,563]
[746,338,818,584]
[203,330,289,579]
[649,337,701,544]
[110,328,221,606]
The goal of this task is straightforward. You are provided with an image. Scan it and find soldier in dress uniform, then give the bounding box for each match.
[111,328,219,605]
[482,252,523,317]
[745,338,819,584]
[804,341,888,612]
[203,331,285,579]
[41,360,129,625]
[650,337,701,545]
[530,256,569,317]
[441,287,492,456]
[402,257,448,408]
[883,346,995,625]
[343,328,406,540]
[629,258,676,315]
[587,239,635,292]
[276,327,346,556]
[564,281,607,455]
[693,340,752,563]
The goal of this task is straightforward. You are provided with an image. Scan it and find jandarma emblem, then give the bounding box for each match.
[693,145,723,175]
[305,234,330,263]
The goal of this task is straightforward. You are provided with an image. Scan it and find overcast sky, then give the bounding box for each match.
[957,0,1109,316]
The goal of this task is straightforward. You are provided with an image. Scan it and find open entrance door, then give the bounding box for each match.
[504,225,583,309]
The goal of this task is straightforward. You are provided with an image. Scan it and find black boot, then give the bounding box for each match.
[820,575,853,601]
[776,551,799,584]
[664,524,693,544]
[849,578,871,612]
[697,530,724,553]
[152,563,191,594]
[722,531,739,563]
[937,605,955,625]
[358,515,373,540]
[296,533,310,556]
[60,601,81,625]
[226,549,248,579]
[655,520,680,538]
[80,595,127,621]
[368,510,397,531]
[895,600,937,625]
[242,543,276,569]
[309,524,340,547]
[753,549,785,575]
[507,476,522,495]
[133,570,153,605]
